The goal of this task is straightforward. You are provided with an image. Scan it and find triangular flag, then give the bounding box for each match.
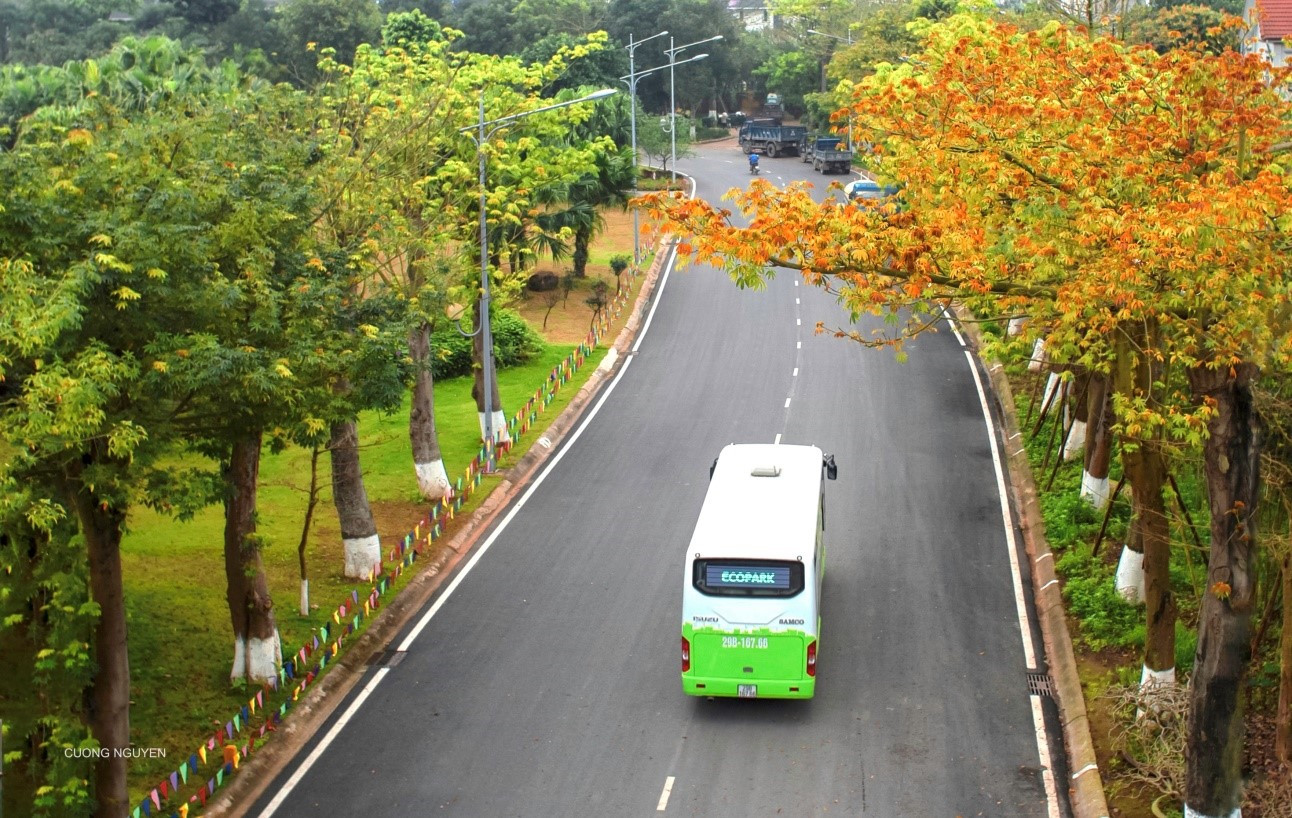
[233,714,241,733]
[216,768,224,787]
[159,780,168,799]
[241,705,249,723]
[179,806,189,818]
[206,779,215,796]
[248,695,256,715]
[142,800,152,817]
[198,746,207,765]
[257,689,265,710]
[150,788,161,809]
[133,808,141,818]
[225,721,234,738]
[181,759,191,784]
[170,771,179,792]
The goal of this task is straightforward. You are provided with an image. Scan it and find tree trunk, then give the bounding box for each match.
[1114,325,1176,685]
[1064,369,1090,462]
[1082,373,1114,509]
[471,292,510,445]
[1277,544,1292,765]
[329,418,381,580]
[572,223,592,278]
[298,444,321,616]
[408,322,451,500]
[1117,511,1146,605]
[223,432,280,685]
[1185,362,1260,818]
[63,457,129,818]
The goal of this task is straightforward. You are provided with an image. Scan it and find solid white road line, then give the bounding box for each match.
[656,776,676,811]
[1031,697,1062,818]
[964,347,1060,818]
[258,219,687,817]
[963,349,1036,668]
[256,668,390,818]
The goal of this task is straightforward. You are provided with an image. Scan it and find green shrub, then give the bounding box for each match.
[1057,550,1143,651]
[1039,489,1103,550]
[695,125,729,140]
[428,309,544,379]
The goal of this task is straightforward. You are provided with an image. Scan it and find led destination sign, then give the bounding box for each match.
[707,565,791,589]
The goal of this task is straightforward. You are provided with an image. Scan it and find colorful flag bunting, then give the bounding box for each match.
[171,771,179,793]
[151,788,161,809]
[199,745,208,765]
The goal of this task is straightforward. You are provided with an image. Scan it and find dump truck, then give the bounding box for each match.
[807,136,852,174]
[739,119,809,158]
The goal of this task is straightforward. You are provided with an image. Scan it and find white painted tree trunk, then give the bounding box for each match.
[1117,544,1146,604]
[414,458,452,502]
[343,533,381,580]
[1184,804,1242,818]
[1041,372,1061,413]
[1007,316,1027,336]
[1027,338,1047,372]
[230,630,281,684]
[300,578,309,617]
[1063,418,1086,461]
[1080,469,1111,509]
[477,410,511,444]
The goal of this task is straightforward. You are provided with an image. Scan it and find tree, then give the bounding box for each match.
[275,0,383,85]
[645,13,1292,814]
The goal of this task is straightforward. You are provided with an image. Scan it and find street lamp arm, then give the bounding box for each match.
[620,53,710,82]
[460,88,618,141]
[664,34,723,57]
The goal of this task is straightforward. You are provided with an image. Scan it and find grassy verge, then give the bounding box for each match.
[4,212,655,813]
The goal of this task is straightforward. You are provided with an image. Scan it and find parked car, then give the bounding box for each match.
[844,178,902,208]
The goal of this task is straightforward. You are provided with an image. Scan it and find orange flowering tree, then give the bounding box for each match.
[644,12,1292,814]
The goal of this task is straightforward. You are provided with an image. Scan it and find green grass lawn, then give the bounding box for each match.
[117,339,613,805]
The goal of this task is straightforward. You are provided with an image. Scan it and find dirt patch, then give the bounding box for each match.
[513,208,643,345]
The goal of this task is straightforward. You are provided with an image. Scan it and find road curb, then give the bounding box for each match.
[208,234,678,818]
[955,313,1110,818]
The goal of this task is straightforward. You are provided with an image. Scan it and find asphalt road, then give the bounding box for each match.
[248,141,1071,818]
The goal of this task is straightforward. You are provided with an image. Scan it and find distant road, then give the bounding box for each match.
[248,140,1070,818]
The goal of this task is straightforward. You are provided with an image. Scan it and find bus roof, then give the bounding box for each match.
[688,443,824,561]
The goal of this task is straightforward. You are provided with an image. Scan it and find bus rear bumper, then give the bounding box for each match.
[682,675,815,699]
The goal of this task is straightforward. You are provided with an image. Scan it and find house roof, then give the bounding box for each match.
[1254,0,1292,40]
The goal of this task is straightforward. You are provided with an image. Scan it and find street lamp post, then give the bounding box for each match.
[806,28,854,151]
[625,30,669,267]
[459,87,617,469]
[664,34,723,183]
[619,53,710,208]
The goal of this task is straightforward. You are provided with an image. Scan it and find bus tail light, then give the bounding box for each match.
[806,640,817,677]
[681,637,691,672]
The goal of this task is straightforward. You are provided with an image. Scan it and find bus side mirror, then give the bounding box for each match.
[823,454,837,480]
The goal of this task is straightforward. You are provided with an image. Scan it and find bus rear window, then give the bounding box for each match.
[693,559,804,597]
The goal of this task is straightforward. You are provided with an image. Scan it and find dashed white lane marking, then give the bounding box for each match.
[656,776,676,811]
[784,398,792,408]
[774,433,782,444]
[796,298,800,305]
[796,318,801,326]
[793,367,799,377]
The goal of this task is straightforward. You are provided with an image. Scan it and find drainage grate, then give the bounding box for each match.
[1027,672,1054,697]
[370,649,407,668]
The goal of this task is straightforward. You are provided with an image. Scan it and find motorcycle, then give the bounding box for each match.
[748,157,760,175]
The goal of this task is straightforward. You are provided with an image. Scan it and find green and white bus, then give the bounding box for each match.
[681,443,837,699]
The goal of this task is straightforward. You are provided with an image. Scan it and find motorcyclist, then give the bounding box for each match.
[748,152,760,174]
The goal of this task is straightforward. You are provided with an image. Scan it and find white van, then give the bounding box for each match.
[681,443,837,699]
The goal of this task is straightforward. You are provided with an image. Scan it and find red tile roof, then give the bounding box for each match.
[1255,0,1292,40]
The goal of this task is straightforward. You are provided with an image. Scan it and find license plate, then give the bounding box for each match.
[738,684,757,698]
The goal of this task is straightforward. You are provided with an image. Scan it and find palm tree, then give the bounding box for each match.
[544,145,636,277]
